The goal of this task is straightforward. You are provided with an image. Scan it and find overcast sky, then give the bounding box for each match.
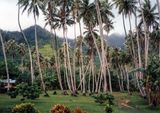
[0,0,157,38]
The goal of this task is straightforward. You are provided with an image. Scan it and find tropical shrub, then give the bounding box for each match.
[7,90,18,98]
[73,108,88,113]
[93,93,107,104]
[50,104,71,113]
[105,104,113,113]
[12,103,39,113]
[8,83,41,100]
[93,93,114,105]
[106,93,115,106]
[144,57,160,107]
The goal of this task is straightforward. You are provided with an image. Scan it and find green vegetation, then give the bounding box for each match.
[12,103,39,113]
[1,0,160,112]
[39,44,54,59]
[0,91,160,113]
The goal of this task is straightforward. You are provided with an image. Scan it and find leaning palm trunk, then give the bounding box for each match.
[138,0,149,69]
[95,0,112,93]
[135,11,143,79]
[128,15,136,67]
[135,11,146,96]
[33,14,47,95]
[0,32,10,91]
[18,5,34,84]
[72,21,77,92]
[156,0,160,58]
[53,29,64,92]
[122,13,127,36]
[124,64,130,94]
[78,21,84,92]
[63,26,75,94]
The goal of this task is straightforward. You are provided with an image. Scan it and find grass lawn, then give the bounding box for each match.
[0,91,160,113]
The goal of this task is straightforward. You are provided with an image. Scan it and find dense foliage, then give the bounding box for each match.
[12,103,39,113]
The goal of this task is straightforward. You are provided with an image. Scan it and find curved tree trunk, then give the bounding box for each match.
[18,5,34,84]
[122,13,127,37]
[138,0,149,69]
[0,32,10,91]
[135,11,146,96]
[78,21,84,92]
[95,0,112,93]
[53,29,64,92]
[156,0,160,58]
[124,64,130,94]
[33,13,47,95]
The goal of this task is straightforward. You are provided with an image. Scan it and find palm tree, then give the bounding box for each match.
[113,0,137,65]
[43,0,65,93]
[138,0,159,68]
[0,31,10,91]
[18,0,48,95]
[156,0,160,58]
[17,43,27,73]
[95,0,113,93]
[119,50,132,94]
[18,4,34,84]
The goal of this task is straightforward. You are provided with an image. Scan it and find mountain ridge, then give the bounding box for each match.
[0,25,125,48]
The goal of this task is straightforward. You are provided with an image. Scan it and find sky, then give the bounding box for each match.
[0,0,157,38]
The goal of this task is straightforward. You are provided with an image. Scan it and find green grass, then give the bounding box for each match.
[0,91,159,113]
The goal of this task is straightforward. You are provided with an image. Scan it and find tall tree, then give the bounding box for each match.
[18,0,48,95]
[138,0,159,68]
[0,31,10,91]
[18,4,34,84]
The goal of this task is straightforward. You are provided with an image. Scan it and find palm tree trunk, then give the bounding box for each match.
[88,65,91,93]
[0,32,10,91]
[135,12,143,79]
[117,69,122,91]
[129,15,136,65]
[72,20,77,92]
[159,41,160,58]
[122,13,127,36]
[91,58,95,93]
[138,0,149,69]
[156,0,160,58]
[95,70,101,93]
[78,21,84,92]
[106,59,112,93]
[124,64,130,94]
[135,12,146,96]
[95,0,109,93]
[18,5,34,84]
[53,29,64,92]
[34,13,47,95]
[63,29,72,92]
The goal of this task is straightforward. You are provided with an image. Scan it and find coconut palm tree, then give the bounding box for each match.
[18,4,34,84]
[94,0,113,93]
[113,0,137,65]
[18,0,48,95]
[17,43,27,73]
[43,0,65,93]
[0,31,10,91]
[138,0,159,68]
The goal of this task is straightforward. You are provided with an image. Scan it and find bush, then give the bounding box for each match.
[12,103,39,113]
[7,90,18,98]
[105,104,113,113]
[73,108,88,113]
[8,83,41,100]
[93,93,115,105]
[106,93,114,106]
[92,93,107,104]
[50,104,71,113]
